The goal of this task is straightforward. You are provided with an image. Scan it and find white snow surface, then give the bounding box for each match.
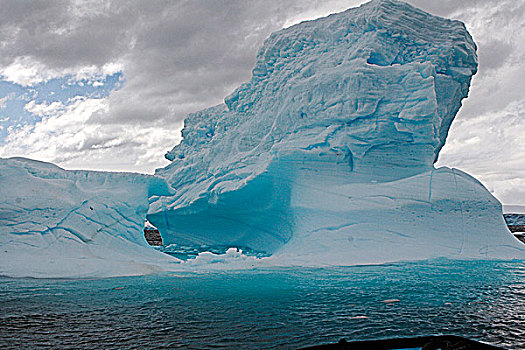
[271,166,525,265]
[0,157,179,278]
[149,0,524,261]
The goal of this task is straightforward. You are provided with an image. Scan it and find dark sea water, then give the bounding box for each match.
[0,260,524,349]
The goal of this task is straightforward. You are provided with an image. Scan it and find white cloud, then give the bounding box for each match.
[1,98,108,160]
[0,96,175,173]
[429,0,525,205]
[0,57,52,86]
[24,100,65,117]
[0,56,122,86]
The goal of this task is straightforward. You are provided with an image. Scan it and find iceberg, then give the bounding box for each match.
[0,0,523,278]
[0,157,178,278]
[148,0,525,263]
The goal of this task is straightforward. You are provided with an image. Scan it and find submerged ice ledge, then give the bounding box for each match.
[1,0,524,278]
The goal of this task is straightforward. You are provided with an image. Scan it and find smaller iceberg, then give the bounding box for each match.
[0,157,178,278]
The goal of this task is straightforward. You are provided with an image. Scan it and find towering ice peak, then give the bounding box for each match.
[246,0,476,158]
[150,0,523,261]
[160,0,477,205]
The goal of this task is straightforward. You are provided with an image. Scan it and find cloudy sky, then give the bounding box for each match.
[0,0,523,206]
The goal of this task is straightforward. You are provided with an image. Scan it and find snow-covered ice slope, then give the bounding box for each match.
[0,158,178,278]
[150,0,525,262]
[273,166,525,265]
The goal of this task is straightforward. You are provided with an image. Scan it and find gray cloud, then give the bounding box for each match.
[0,1,362,125]
[480,39,514,70]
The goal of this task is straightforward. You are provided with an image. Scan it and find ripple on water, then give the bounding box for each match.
[0,260,524,349]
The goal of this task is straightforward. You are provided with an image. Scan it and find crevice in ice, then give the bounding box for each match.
[428,168,434,202]
[385,229,411,238]
[311,222,359,233]
[452,168,466,255]
[366,54,394,67]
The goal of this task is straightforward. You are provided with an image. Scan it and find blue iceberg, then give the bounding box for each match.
[1,0,523,278]
[148,0,524,263]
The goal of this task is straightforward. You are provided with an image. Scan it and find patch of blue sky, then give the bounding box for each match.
[0,72,122,143]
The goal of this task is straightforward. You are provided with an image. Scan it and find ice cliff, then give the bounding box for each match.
[0,158,178,278]
[149,0,525,262]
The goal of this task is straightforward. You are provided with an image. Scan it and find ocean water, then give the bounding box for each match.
[0,260,524,349]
